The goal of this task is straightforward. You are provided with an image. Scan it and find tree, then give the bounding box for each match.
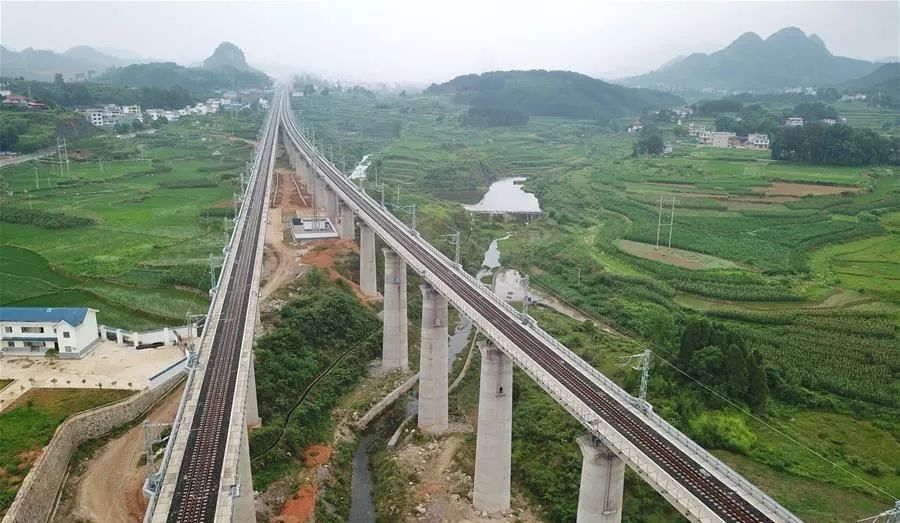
[115,122,131,134]
[132,119,145,131]
[745,350,769,408]
[633,124,664,156]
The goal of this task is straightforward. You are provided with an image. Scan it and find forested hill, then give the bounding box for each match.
[96,43,270,93]
[838,62,900,93]
[425,70,683,120]
[623,27,879,92]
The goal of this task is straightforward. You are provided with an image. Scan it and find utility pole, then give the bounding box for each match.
[667,196,677,249]
[373,182,386,208]
[520,274,531,323]
[63,138,70,177]
[396,185,401,205]
[34,166,39,189]
[396,203,416,233]
[619,350,652,412]
[443,231,461,266]
[655,195,663,249]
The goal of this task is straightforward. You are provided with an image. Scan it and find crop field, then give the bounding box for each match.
[291,90,899,520]
[0,387,134,514]
[0,113,262,329]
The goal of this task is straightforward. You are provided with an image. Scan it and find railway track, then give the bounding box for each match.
[165,96,281,522]
[278,91,782,523]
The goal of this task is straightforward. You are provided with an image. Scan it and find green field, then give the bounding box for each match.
[0,388,134,514]
[292,90,900,521]
[0,113,263,329]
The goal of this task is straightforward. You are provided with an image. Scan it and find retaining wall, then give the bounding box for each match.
[1,372,185,523]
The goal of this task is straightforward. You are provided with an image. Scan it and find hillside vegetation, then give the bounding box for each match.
[0,107,98,153]
[426,70,682,121]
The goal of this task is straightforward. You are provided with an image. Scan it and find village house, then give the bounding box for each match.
[785,117,805,127]
[1,307,100,359]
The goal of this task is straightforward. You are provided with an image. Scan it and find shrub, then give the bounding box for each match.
[0,207,96,229]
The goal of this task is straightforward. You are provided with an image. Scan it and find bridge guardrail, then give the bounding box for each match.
[282,99,800,522]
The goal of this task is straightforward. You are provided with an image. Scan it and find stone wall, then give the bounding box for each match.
[1,372,185,523]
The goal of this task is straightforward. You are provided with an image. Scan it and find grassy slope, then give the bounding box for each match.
[0,388,133,514]
[0,113,263,329]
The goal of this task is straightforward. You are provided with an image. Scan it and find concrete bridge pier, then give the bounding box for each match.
[473,341,513,513]
[576,435,625,523]
[316,175,327,209]
[232,425,255,521]
[116,328,123,344]
[325,186,339,225]
[382,248,408,370]
[359,224,377,296]
[418,282,449,432]
[340,203,355,240]
[246,355,261,427]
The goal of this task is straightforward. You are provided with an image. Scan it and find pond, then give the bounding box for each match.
[464,177,541,214]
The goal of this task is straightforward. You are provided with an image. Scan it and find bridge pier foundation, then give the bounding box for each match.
[246,354,261,427]
[232,424,255,521]
[382,248,408,370]
[340,203,355,240]
[359,224,377,296]
[473,341,512,513]
[418,283,448,432]
[576,435,625,523]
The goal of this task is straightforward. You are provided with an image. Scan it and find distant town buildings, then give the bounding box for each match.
[785,117,805,127]
[627,119,644,133]
[822,118,837,126]
[840,93,867,102]
[672,107,693,119]
[747,133,770,149]
[688,123,707,136]
[79,97,252,128]
[1,93,47,109]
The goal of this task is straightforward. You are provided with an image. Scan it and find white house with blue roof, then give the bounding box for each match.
[0,307,100,358]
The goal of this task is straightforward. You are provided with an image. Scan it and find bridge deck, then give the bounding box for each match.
[278,90,799,523]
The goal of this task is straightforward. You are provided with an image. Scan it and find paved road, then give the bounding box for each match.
[0,149,54,169]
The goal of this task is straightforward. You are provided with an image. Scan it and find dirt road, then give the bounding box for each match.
[62,384,184,523]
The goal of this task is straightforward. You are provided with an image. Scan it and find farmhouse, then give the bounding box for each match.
[0,307,100,359]
[785,117,805,127]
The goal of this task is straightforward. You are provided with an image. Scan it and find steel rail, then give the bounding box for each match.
[278,90,799,523]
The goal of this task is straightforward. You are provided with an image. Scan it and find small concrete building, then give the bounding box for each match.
[0,307,100,358]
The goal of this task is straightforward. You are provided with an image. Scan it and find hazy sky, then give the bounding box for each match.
[2,1,898,84]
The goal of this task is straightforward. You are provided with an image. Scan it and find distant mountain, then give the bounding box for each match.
[1,45,134,81]
[62,46,132,67]
[97,42,270,93]
[426,70,683,120]
[203,42,255,72]
[623,27,880,93]
[839,62,900,94]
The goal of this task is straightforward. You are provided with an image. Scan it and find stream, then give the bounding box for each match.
[348,230,512,518]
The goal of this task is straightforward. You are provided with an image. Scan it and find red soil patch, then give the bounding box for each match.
[272,484,317,523]
[301,240,370,301]
[302,444,332,467]
[753,182,859,197]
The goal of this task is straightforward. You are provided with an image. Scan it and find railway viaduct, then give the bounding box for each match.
[144,89,803,523]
